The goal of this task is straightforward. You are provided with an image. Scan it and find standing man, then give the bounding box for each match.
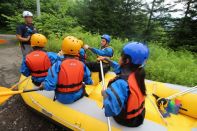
[16,11,37,57]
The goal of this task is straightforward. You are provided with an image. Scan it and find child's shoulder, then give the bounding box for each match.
[110,77,128,87]
[80,48,85,53]
[47,51,58,56]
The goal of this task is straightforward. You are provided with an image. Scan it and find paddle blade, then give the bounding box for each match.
[0,87,13,105]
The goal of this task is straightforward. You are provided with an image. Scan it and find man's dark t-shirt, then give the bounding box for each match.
[16,24,37,45]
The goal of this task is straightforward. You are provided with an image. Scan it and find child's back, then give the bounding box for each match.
[20,34,58,86]
[43,36,93,104]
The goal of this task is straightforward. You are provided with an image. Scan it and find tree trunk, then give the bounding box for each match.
[144,0,157,41]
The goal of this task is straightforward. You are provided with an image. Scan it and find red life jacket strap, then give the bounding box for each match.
[126,101,145,115]
[31,69,49,74]
[57,81,83,88]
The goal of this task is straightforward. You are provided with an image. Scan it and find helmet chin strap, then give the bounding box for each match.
[120,62,129,68]
[101,42,108,48]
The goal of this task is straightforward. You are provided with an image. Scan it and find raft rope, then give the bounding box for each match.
[21,76,84,130]
[166,86,197,100]
[147,95,168,126]
[28,94,84,131]
[147,83,168,125]
[152,84,197,118]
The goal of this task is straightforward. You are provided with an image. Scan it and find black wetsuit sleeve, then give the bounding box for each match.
[16,25,23,35]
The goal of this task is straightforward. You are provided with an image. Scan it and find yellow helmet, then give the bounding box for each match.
[30,34,47,47]
[78,40,84,47]
[61,36,81,55]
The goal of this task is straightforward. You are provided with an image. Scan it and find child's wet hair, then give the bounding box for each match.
[32,46,43,50]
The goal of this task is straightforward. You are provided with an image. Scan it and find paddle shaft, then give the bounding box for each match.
[100,61,106,90]
[10,76,30,90]
[100,61,111,131]
[0,88,41,96]
[167,86,197,100]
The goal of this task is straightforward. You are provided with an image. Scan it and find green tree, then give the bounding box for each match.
[169,0,197,52]
[0,0,36,28]
[73,0,147,40]
[143,0,175,42]
[2,0,78,36]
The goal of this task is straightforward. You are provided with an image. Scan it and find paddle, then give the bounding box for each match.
[10,76,31,90]
[0,77,31,104]
[0,87,42,104]
[0,88,42,96]
[0,87,13,105]
[100,61,111,131]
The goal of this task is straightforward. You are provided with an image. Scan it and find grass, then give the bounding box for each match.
[146,43,197,86]
[45,32,197,87]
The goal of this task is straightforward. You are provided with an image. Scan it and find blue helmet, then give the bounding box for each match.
[101,34,111,43]
[123,42,149,65]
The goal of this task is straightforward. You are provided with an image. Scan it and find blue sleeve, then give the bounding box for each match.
[110,61,121,74]
[20,57,31,77]
[103,80,129,117]
[79,48,85,57]
[91,47,113,57]
[47,52,59,65]
[44,61,61,91]
[58,55,64,60]
[83,64,93,85]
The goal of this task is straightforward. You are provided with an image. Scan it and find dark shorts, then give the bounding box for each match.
[86,62,110,81]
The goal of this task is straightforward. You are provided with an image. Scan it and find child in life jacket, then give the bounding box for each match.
[83,34,114,81]
[20,34,58,86]
[43,36,93,104]
[99,42,149,127]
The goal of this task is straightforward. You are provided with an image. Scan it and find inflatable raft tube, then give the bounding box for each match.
[18,72,197,131]
[146,80,197,119]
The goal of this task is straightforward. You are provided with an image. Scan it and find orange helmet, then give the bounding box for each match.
[78,39,84,47]
[61,36,81,55]
[30,34,47,47]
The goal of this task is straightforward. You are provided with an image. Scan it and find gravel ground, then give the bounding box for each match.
[0,44,65,131]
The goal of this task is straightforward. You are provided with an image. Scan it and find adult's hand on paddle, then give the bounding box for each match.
[97,56,106,61]
[83,44,90,50]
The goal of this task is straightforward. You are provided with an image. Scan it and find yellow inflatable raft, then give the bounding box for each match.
[18,72,197,131]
